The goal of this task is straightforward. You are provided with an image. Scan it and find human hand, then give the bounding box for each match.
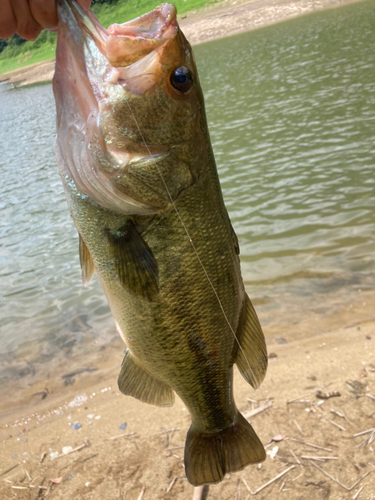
[0,0,92,40]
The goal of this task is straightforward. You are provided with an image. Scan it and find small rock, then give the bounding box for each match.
[62,446,73,455]
[268,352,277,359]
[266,446,278,460]
[86,414,95,419]
[366,335,371,340]
[94,415,101,420]
[12,454,18,459]
[71,421,82,430]
[275,337,288,344]
[119,422,127,430]
[50,451,59,461]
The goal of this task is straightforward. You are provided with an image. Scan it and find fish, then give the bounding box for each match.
[53,0,268,486]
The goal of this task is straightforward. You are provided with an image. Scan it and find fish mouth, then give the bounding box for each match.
[59,0,178,67]
[106,4,178,67]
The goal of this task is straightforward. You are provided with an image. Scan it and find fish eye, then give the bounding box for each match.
[170,66,193,94]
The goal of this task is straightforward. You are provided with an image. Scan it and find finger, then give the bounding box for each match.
[11,0,42,40]
[29,0,58,31]
[0,0,17,39]
[29,0,93,32]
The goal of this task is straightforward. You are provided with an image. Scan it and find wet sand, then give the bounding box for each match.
[0,0,363,87]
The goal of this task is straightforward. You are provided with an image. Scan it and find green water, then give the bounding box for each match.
[0,0,374,408]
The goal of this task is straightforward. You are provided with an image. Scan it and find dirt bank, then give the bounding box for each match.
[0,317,374,499]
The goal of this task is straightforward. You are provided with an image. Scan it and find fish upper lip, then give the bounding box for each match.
[107,3,178,40]
[58,0,178,67]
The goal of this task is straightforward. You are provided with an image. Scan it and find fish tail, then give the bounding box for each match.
[184,411,265,486]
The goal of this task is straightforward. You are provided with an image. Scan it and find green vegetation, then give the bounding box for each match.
[0,0,218,76]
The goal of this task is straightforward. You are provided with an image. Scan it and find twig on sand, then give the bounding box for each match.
[242,466,295,495]
[287,384,333,404]
[0,463,20,477]
[330,409,356,427]
[137,486,145,500]
[279,479,286,492]
[159,428,179,434]
[293,420,303,435]
[60,453,98,471]
[290,449,302,466]
[105,432,137,441]
[325,419,346,431]
[353,428,375,448]
[353,428,375,438]
[53,440,90,459]
[166,477,177,493]
[289,438,333,452]
[308,460,371,491]
[301,456,338,461]
[352,486,364,500]
[243,400,273,419]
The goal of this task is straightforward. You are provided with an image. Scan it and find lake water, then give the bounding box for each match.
[0,0,374,415]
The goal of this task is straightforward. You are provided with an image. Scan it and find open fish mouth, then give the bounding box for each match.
[60,0,179,67]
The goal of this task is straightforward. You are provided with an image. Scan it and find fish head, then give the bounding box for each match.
[54,1,207,215]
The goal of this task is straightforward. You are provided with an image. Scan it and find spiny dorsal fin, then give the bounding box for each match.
[118,349,174,407]
[79,234,95,286]
[105,220,159,302]
[235,294,268,389]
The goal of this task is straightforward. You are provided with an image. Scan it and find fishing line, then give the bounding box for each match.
[123,95,257,381]
[123,93,299,469]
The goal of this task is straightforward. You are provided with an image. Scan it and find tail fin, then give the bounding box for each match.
[184,411,265,486]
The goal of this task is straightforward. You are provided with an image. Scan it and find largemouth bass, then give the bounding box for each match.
[53,0,267,486]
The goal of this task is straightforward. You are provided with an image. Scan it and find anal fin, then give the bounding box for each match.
[118,349,174,407]
[79,234,95,286]
[235,294,268,389]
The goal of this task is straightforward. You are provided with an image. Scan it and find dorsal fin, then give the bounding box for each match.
[79,234,95,286]
[104,220,159,302]
[235,294,268,389]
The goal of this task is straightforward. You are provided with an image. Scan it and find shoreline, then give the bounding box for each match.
[1,318,374,498]
[0,0,363,87]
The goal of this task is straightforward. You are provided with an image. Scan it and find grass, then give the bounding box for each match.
[0,0,219,76]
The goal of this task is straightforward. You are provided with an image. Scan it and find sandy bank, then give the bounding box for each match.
[0,0,363,87]
[0,319,374,498]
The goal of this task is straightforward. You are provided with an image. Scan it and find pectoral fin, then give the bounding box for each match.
[105,220,158,301]
[235,294,268,389]
[79,234,95,286]
[118,349,174,407]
